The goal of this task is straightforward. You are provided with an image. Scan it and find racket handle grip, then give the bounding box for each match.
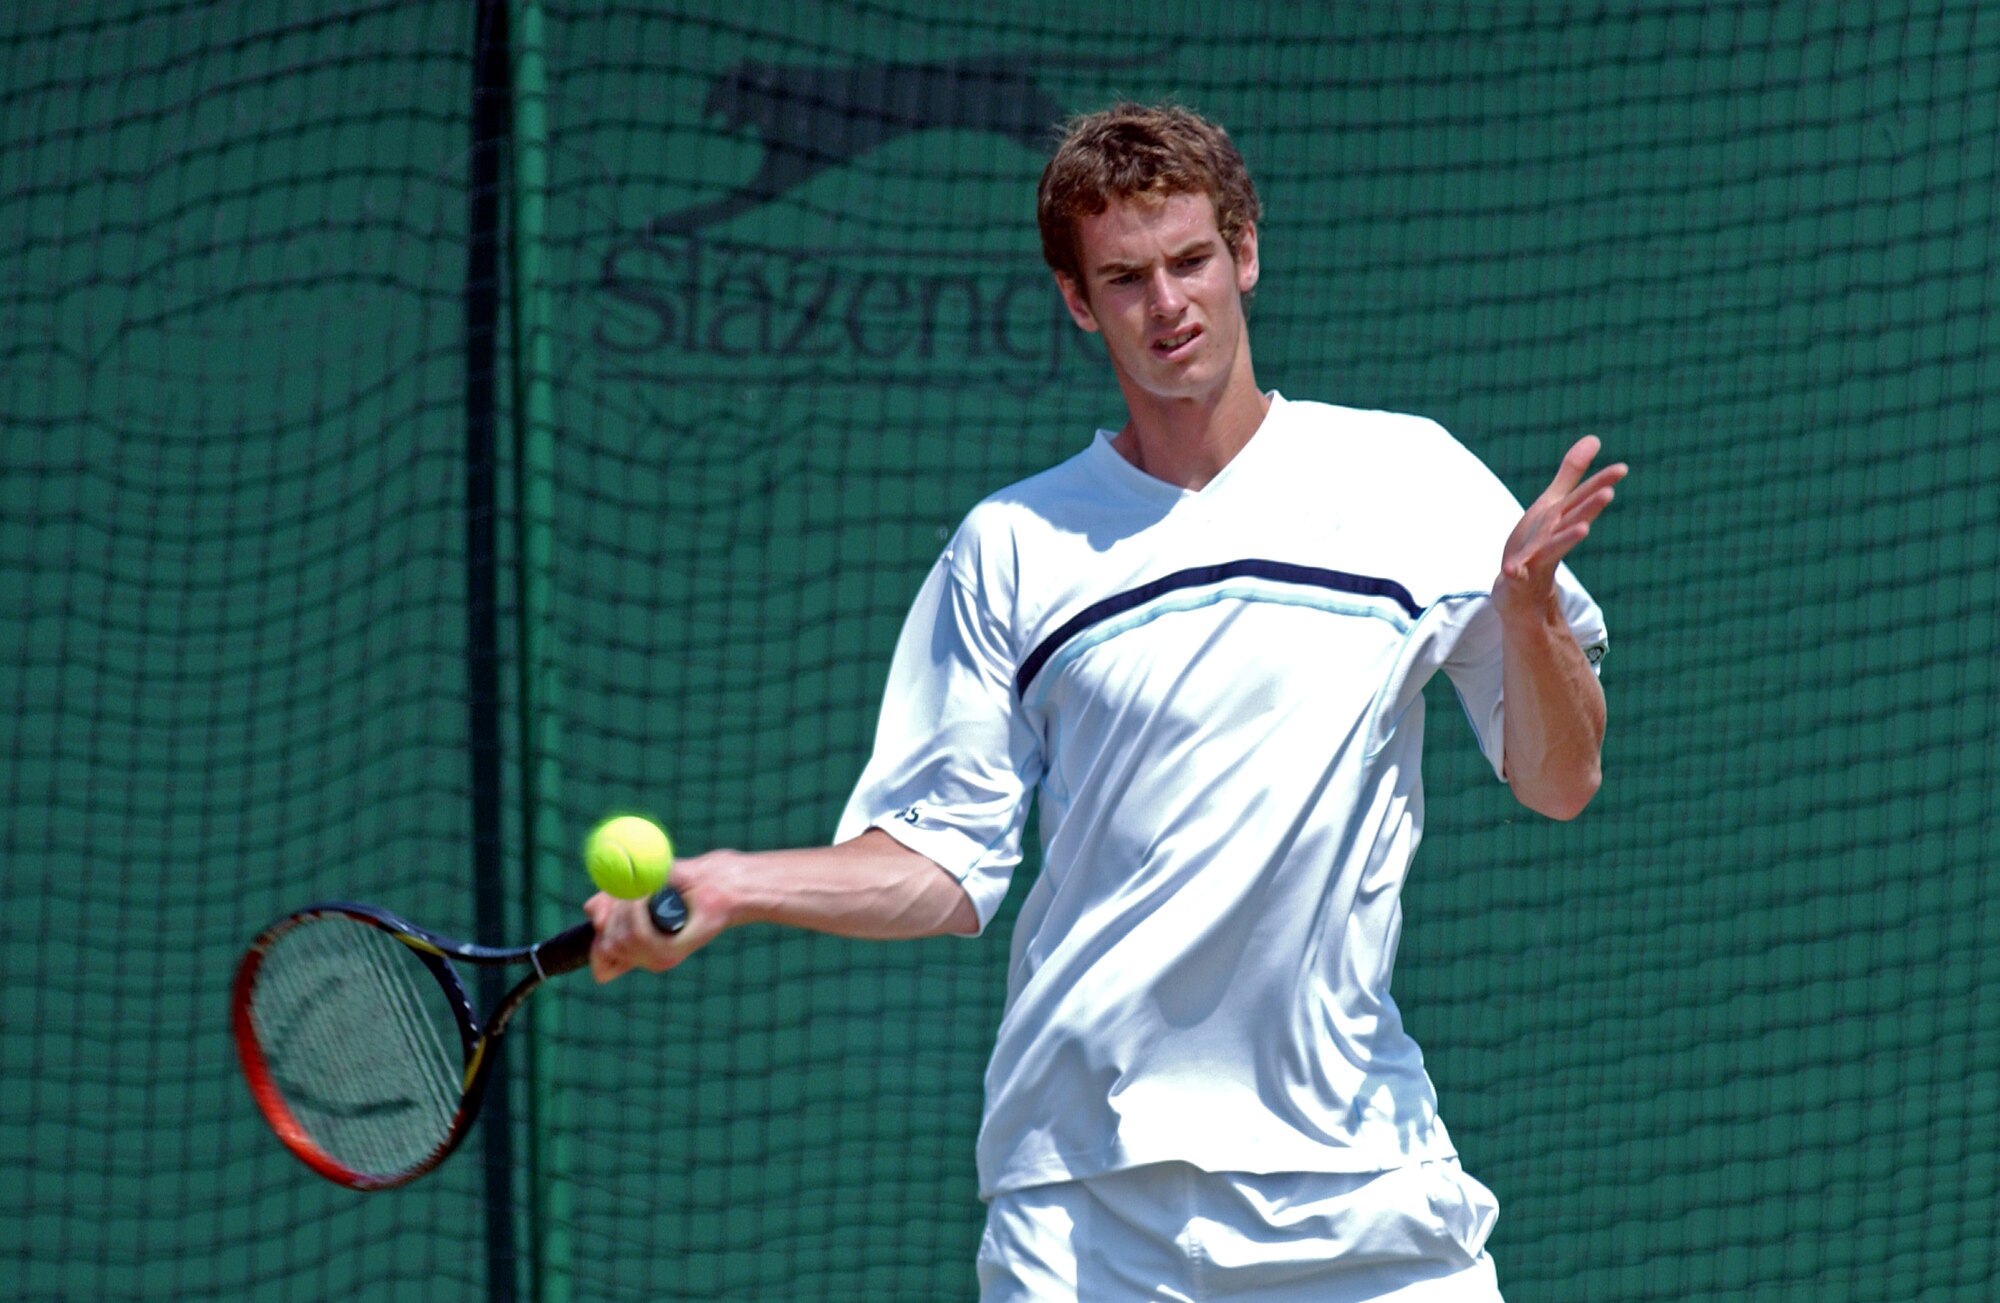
[648,886,688,934]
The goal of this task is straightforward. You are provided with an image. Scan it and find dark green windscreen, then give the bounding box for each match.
[5,4,1997,1301]
[3,4,491,1301]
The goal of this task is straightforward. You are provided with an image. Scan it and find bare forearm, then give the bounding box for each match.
[1487,434,1623,821]
[1500,599,1606,821]
[694,828,980,939]
[587,828,977,981]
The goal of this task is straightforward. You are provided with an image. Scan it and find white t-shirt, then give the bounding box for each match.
[835,394,1607,1199]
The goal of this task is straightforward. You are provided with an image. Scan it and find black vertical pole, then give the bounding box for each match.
[466,2,516,1301]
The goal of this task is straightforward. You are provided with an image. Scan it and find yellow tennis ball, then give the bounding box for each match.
[583,815,674,899]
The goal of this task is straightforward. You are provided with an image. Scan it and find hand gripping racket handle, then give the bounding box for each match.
[533,887,688,978]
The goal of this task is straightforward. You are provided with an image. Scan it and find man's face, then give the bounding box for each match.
[1055,190,1260,407]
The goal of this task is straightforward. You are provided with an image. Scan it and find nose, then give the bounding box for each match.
[1146,267,1186,318]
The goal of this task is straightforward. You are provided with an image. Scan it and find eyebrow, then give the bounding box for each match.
[1092,235,1219,278]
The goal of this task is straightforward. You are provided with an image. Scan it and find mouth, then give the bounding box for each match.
[1152,324,1201,357]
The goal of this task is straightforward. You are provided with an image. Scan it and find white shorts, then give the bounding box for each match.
[977,1160,1502,1303]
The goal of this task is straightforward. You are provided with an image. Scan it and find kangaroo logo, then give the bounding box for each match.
[650,52,1140,236]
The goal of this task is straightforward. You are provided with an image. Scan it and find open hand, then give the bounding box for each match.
[1494,436,1627,619]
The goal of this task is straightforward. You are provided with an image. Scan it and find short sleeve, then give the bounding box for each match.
[834,552,1043,931]
[1442,571,1609,782]
[1422,432,1611,781]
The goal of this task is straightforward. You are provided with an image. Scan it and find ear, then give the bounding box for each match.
[1233,222,1260,296]
[1054,272,1100,333]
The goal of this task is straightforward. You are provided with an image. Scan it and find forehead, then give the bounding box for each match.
[1073,190,1224,268]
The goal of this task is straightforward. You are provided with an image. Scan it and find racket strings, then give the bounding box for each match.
[249,915,467,1180]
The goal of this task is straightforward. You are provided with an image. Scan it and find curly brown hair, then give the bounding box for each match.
[1037,102,1263,285]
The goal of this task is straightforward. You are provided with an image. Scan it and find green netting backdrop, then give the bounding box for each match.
[5,2,1998,1300]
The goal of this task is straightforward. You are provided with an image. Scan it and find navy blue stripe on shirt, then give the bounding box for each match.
[1013,560,1423,697]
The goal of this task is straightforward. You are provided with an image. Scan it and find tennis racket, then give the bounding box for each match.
[231,888,686,1191]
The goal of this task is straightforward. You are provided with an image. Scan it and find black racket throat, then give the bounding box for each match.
[232,887,686,1190]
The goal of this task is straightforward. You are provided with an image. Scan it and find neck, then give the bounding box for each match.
[1110,358,1269,491]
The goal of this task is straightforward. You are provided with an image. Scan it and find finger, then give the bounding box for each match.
[1509,527,1591,584]
[1554,482,1619,531]
[585,895,614,982]
[1518,494,1609,564]
[1574,459,1626,491]
[1542,435,1602,499]
[590,894,654,980]
[590,919,630,983]
[1540,466,1623,535]
[1561,462,1627,506]
[636,917,698,973]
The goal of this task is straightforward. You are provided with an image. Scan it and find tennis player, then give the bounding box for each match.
[589,102,1624,1301]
